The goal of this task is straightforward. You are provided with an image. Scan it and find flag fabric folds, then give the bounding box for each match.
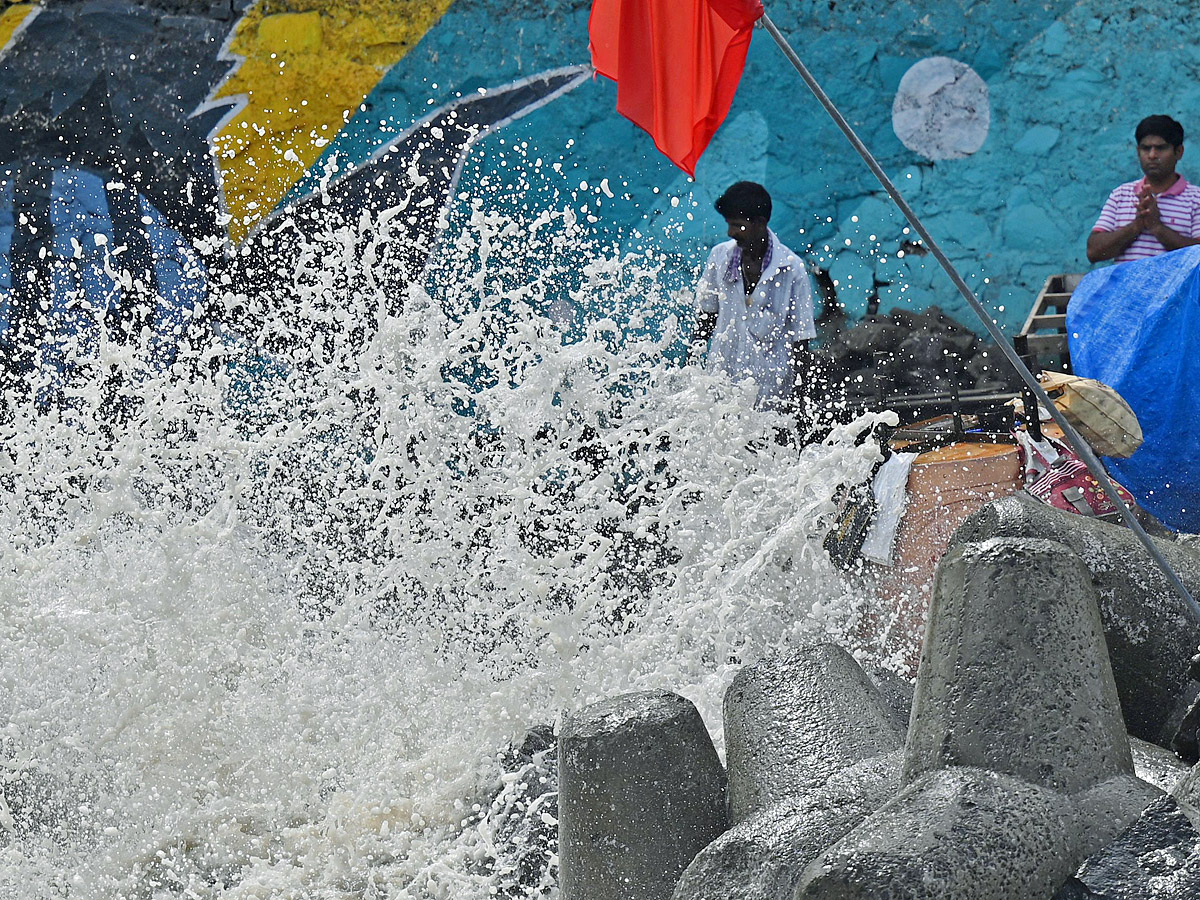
[589,0,764,177]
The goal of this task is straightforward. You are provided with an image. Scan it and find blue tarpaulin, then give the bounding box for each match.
[1067,247,1200,533]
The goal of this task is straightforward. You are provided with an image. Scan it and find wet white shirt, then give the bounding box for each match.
[695,230,816,407]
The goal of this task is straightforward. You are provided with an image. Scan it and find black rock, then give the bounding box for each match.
[1172,693,1200,765]
[1052,796,1200,898]
[917,304,974,336]
[966,348,1020,391]
[886,307,923,330]
[843,318,906,356]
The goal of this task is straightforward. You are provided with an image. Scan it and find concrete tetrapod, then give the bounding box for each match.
[1055,795,1200,898]
[1171,757,1200,820]
[672,646,904,900]
[1052,756,1200,894]
[672,750,903,900]
[796,766,1082,899]
[796,538,1161,898]
[950,493,1200,745]
[904,538,1134,793]
[722,644,903,823]
[1130,736,1191,793]
[558,689,727,900]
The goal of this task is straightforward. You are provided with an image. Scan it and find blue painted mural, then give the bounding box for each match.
[395,0,1200,331]
[3,0,1200,390]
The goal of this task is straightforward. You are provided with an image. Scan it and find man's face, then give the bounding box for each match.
[725,216,768,250]
[1137,135,1184,183]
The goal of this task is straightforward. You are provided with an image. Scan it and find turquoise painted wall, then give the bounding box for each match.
[6,0,1200,342]
[320,0,1200,335]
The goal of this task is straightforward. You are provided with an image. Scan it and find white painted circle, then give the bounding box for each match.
[892,57,989,160]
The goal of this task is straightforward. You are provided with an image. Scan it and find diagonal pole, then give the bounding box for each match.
[757,12,1200,622]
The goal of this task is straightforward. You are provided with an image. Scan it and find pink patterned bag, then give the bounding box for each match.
[1024,448,1135,522]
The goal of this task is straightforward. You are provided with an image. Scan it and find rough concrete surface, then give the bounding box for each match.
[862,660,916,734]
[1131,737,1191,794]
[673,751,902,900]
[795,766,1081,899]
[1055,796,1200,899]
[558,690,727,900]
[1169,758,1200,828]
[724,644,903,823]
[564,532,1192,900]
[905,538,1134,794]
[950,494,1200,746]
[1071,774,1164,859]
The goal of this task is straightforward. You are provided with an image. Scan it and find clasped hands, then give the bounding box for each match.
[1134,186,1164,234]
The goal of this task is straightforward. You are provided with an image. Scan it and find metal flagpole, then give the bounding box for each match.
[757,12,1200,622]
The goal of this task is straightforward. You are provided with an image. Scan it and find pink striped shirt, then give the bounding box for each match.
[1092,176,1200,263]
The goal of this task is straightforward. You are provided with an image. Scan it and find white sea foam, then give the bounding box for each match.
[0,161,887,898]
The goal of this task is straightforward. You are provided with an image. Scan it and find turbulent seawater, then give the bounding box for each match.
[0,168,891,898]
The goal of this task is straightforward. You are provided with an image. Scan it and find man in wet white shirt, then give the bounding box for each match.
[693,181,816,410]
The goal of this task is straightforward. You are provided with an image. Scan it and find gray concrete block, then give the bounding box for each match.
[794,767,1082,900]
[905,538,1134,794]
[1130,736,1190,794]
[951,494,1200,745]
[723,645,902,823]
[862,661,915,735]
[1072,774,1164,858]
[1054,795,1200,899]
[1168,682,1200,764]
[558,690,727,900]
[1169,761,1200,829]
[672,751,902,900]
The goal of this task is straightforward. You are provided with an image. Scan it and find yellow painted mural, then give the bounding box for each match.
[0,2,38,55]
[210,0,456,245]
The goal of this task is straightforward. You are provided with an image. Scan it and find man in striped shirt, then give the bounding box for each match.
[1087,115,1200,264]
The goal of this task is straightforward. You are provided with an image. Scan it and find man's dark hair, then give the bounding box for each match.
[715,181,772,221]
[1136,115,1185,147]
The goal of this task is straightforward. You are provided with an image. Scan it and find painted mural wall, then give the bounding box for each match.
[3,0,1199,364]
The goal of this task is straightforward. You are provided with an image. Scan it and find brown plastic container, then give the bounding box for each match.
[861,440,1023,674]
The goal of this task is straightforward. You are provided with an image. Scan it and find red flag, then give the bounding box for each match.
[589,0,763,177]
